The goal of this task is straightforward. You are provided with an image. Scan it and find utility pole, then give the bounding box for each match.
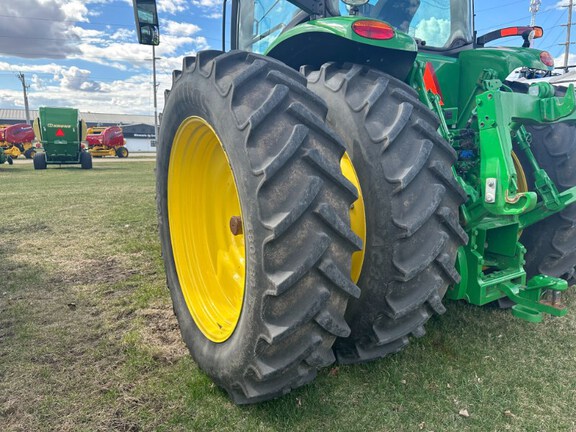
[16,72,31,124]
[529,0,541,27]
[152,45,159,143]
[561,0,574,72]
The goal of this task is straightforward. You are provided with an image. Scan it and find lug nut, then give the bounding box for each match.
[230,216,243,236]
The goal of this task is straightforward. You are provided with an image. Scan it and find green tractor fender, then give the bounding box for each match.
[458,46,551,89]
[265,16,418,81]
[418,46,554,129]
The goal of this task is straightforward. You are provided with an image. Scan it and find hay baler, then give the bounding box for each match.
[0,123,36,159]
[134,0,576,403]
[32,107,92,170]
[86,126,129,158]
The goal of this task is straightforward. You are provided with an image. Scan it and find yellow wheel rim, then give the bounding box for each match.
[340,152,366,284]
[168,117,245,343]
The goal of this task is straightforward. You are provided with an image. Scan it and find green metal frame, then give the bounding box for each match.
[410,52,576,321]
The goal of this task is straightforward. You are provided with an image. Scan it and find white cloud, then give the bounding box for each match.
[554,52,576,67]
[60,66,101,92]
[69,27,106,39]
[0,62,64,75]
[0,0,81,58]
[162,20,202,36]
[412,17,450,48]
[58,0,90,22]
[157,0,188,14]
[191,0,220,8]
[553,1,571,8]
[30,74,45,90]
[110,28,136,41]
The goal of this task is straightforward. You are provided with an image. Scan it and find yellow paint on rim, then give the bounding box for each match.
[168,116,245,343]
[340,152,366,283]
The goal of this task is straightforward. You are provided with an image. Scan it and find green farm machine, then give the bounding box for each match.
[32,107,92,170]
[133,0,576,403]
[0,147,13,165]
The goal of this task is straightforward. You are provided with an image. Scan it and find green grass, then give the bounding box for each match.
[1,160,576,431]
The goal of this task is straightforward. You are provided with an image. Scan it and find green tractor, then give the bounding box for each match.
[133,0,576,403]
[32,107,92,170]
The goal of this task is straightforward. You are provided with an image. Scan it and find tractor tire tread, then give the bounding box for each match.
[304,62,466,364]
[160,50,358,404]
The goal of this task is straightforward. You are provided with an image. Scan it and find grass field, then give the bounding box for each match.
[1,160,575,432]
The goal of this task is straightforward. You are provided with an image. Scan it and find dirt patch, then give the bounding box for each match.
[48,256,138,286]
[138,306,188,364]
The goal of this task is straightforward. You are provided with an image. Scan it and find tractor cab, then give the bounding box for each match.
[234,0,474,54]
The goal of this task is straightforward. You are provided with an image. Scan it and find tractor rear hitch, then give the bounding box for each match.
[499,276,568,323]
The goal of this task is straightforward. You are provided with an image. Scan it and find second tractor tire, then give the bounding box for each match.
[158,51,361,404]
[304,63,468,364]
[506,81,576,281]
[519,121,576,280]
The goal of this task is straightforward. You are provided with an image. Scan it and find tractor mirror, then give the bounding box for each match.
[133,0,160,45]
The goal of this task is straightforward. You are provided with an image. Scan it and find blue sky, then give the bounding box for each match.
[0,0,573,116]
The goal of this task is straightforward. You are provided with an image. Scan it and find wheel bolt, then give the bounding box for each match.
[230,216,243,236]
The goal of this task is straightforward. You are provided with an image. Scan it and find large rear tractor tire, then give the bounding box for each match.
[304,63,468,364]
[158,51,361,403]
[33,152,46,170]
